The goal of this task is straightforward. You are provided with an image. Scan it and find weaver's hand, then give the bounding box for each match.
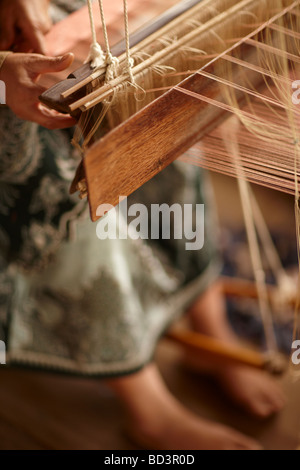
[0,53,76,129]
[0,0,51,54]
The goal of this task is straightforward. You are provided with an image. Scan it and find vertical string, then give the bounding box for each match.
[222,118,278,356]
[250,188,295,304]
[292,143,300,375]
[86,0,105,68]
[87,0,135,82]
[98,0,119,81]
[98,0,112,55]
[238,177,278,355]
[87,0,98,45]
[123,0,135,83]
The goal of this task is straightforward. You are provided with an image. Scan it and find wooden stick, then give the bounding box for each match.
[61,68,106,99]
[166,329,287,374]
[222,276,277,300]
[82,48,261,220]
[221,276,297,307]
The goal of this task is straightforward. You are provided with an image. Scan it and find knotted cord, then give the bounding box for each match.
[97,0,120,80]
[86,0,105,68]
[86,0,135,82]
[123,0,135,83]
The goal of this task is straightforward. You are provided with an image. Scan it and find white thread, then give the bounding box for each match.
[238,178,278,354]
[223,118,278,355]
[86,0,105,69]
[250,189,296,306]
[86,42,106,69]
[86,0,135,83]
[105,53,120,81]
[87,0,98,45]
[98,0,111,54]
[97,0,120,81]
[123,0,135,83]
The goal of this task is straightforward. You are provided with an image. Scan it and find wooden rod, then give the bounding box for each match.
[221,276,297,307]
[166,329,286,374]
[61,67,106,98]
[167,330,265,369]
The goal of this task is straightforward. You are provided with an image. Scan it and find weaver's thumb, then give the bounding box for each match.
[30,53,74,74]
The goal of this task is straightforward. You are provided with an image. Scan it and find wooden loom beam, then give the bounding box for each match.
[84,71,230,220]
[221,276,297,307]
[166,329,286,374]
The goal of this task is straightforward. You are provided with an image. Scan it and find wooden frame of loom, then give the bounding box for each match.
[39,0,299,373]
[40,0,298,221]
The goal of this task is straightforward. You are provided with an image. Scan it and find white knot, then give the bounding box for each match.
[86,43,106,69]
[105,53,120,81]
[126,57,135,83]
[128,57,134,69]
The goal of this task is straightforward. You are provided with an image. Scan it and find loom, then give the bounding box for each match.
[40,0,300,374]
[41,0,300,218]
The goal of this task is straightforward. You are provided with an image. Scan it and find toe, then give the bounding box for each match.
[247,389,285,418]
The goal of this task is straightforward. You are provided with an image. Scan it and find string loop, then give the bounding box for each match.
[86,0,105,69]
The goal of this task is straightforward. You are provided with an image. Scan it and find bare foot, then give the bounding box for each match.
[183,352,285,418]
[127,403,262,450]
[187,282,286,418]
[108,364,262,451]
[218,366,286,419]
